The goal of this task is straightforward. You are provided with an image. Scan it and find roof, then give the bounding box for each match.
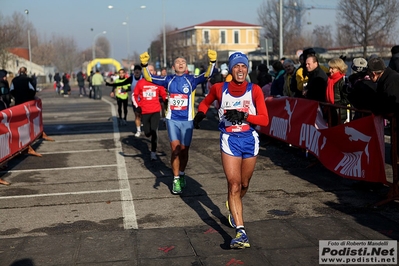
[8,48,29,61]
[176,20,261,32]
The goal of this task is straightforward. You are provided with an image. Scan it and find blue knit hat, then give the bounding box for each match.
[228,52,248,72]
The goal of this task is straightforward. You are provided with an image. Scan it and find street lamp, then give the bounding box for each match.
[162,0,167,68]
[92,31,106,60]
[108,5,146,60]
[24,9,31,70]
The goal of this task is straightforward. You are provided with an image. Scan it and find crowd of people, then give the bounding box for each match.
[244,46,399,127]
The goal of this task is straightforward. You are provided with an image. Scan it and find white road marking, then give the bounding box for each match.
[103,98,138,230]
[0,164,118,174]
[0,189,127,199]
[39,148,118,155]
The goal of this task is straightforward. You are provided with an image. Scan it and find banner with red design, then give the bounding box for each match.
[0,99,43,164]
[258,97,386,183]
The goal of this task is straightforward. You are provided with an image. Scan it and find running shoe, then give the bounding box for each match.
[230,229,250,249]
[134,131,141,137]
[172,178,182,194]
[225,200,236,228]
[179,174,186,188]
[150,152,157,161]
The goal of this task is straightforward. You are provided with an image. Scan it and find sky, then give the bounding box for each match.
[2,0,337,63]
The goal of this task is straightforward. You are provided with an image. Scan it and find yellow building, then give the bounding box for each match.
[166,20,261,65]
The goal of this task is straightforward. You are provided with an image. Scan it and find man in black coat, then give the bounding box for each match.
[304,55,328,102]
[388,45,399,73]
[10,67,36,105]
[368,57,399,115]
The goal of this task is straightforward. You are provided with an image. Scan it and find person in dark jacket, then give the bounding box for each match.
[347,58,377,120]
[76,71,87,97]
[10,67,36,105]
[368,57,399,115]
[304,55,328,102]
[248,64,258,84]
[54,72,61,94]
[388,45,399,73]
[61,73,71,96]
[257,64,272,88]
[0,69,11,110]
[270,61,285,96]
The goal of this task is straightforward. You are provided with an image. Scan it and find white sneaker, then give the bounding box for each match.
[134,131,141,137]
[150,152,157,161]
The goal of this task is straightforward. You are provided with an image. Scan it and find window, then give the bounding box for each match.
[220,30,226,44]
[203,30,210,44]
[234,30,239,44]
[192,32,196,44]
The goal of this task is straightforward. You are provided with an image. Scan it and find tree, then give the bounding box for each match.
[312,25,333,48]
[337,0,399,58]
[51,36,79,73]
[257,0,306,56]
[95,36,110,59]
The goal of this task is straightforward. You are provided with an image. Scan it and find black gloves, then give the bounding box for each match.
[193,111,206,129]
[136,107,142,114]
[224,109,245,123]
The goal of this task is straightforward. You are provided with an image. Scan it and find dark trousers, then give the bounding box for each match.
[79,85,87,95]
[93,86,102,99]
[141,112,161,152]
[117,98,128,119]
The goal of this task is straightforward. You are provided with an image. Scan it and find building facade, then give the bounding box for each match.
[165,20,262,67]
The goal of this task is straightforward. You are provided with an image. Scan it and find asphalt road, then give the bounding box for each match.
[0,84,398,266]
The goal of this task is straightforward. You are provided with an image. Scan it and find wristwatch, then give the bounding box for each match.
[244,112,249,120]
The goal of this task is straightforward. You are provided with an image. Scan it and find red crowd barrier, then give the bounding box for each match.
[258,97,386,184]
[0,98,49,165]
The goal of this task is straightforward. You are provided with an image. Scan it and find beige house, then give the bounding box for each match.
[165,20,262,66]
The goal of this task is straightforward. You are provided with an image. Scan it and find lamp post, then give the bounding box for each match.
[162,0,167,68]
[24,9,31,70]
[92,31,106,60]
[108,5,146,60]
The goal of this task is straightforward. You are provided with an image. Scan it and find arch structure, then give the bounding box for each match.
[87,58,122,74]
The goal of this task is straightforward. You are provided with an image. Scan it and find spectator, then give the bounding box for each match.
[61,73,71,96]
[290,53,305,97]
[282,59,295,97]
[257,63,273,98]
[304,55,328,102]
[91,69,104,100]
[10,67,36,105]
[87,71,94,98]
[48,73,53,83]
[0,69,11,110]
[325,58,349,126]
[54,72,61,94]
[270,61,285,96]
[388,45,399,73]
[368,57,399,115]
[249,64,258,84]
[31,73,37,89]
[76,71,87,97]
[347,57,377,119]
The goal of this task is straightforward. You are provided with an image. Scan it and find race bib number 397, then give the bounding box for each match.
[169,94,188,110]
